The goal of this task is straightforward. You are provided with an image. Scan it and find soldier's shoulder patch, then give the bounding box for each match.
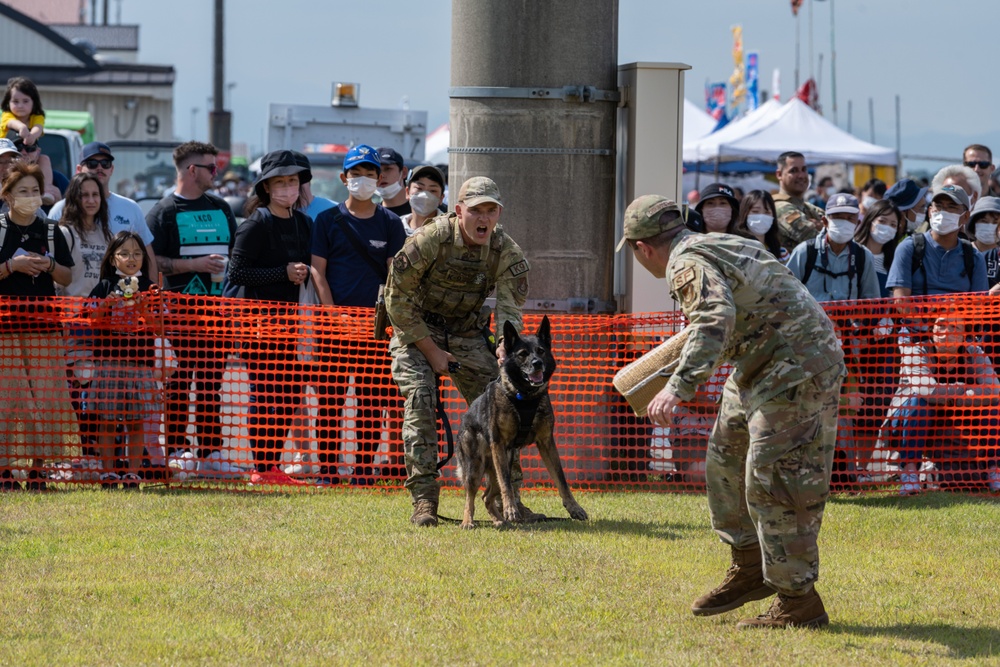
[783,209,803,224]
[393,252,411,272]
[508,259,529,277]
[671,266,696,291]
[517,276,528,295]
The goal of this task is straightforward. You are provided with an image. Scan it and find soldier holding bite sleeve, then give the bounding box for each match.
[618,194,845,630]
[386,176,532,527]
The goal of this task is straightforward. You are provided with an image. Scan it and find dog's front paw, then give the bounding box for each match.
[503,504,523,524]
[566,503,588,521]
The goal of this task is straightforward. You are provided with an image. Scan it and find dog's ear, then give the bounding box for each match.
[503,320,520,354]
[537,315,551,346]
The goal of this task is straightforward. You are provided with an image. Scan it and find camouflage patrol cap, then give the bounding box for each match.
[458,176,503,207]
[615,195,684,252]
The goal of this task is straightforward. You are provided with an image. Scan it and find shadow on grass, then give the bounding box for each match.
[830,491,999,511]
[831,623,1000,659]
[433,515,692,540]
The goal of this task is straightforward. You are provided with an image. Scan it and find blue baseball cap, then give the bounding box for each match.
[885,178,928,211]
[343,144,381,174]
[80,141,114,162]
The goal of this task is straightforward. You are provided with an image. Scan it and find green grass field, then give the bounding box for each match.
[2,488,998,666]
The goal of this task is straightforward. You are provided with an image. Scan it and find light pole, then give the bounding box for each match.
[226,82,237,109]
[190,106,199,140]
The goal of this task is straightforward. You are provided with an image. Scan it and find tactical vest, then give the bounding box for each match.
[417,218,504,333]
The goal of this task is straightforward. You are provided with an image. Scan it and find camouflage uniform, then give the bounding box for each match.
[386,214,528,502]
[665,230,845,596]
[773,191,825,251]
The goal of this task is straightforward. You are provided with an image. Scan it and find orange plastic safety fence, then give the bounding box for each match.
[1,292,998,496]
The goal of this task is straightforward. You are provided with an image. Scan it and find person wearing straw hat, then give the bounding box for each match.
[617,194,845,629]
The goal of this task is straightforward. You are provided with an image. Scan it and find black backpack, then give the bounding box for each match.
[802,238,867,299]
[910,233,976,296]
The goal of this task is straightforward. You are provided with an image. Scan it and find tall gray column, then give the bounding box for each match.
[450,0,619,314]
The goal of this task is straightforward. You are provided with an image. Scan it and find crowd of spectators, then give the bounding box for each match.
[0,72,997,494]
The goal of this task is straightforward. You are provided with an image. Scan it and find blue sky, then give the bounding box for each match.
[121,0,997,172]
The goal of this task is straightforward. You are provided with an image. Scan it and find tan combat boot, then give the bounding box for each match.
[410,498,439,527]
[691,545,773,616]
[736,587,829,629]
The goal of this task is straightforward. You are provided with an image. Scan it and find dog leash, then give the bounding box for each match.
[435,328,457,471]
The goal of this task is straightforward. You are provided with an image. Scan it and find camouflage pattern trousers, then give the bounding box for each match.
[706,362,845,596]
[390,326,523,502]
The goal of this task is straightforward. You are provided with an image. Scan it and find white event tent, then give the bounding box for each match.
[683,98,897,167]
[683,98,717,144]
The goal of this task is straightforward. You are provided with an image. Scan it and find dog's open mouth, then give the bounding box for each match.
[526,370,545,386]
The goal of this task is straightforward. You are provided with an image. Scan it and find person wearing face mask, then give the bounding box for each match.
[375,146,410,218]
[886,185,988,298]
[786,194,880,303]
[729,189,788,262]
[853,199,905,298]
[967,197,1000,275]
[311,144,406,486]
[228,150,316,485]
[694,183,738,234]
[400,164,446,235]
[857,178,886,220]
[884,178,929,238]
[0,162,79,492]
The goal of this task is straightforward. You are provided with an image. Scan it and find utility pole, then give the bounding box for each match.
[450,0,618,314]
[208,0,232,163]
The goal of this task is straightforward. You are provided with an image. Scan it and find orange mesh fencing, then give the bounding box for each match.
[1,291,999,496]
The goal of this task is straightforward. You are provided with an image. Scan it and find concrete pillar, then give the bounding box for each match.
[450,0,619,314]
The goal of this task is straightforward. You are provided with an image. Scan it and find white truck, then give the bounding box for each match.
[265,88,428,203]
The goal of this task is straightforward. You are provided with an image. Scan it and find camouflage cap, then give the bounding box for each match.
[615,195,684,252]
[458,176,502,207]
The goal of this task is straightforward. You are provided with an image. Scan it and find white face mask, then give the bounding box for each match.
[870,223,897,245]
[862,196,879,210]
[907,210,925,232]
[975,221,998,245]
[702,206,731,232]
[346,176,378,201]
[376,179,403,200]
[826,218,857,245]
[745,213,773,236]
[409,190,441,217]
[929,210,962,235]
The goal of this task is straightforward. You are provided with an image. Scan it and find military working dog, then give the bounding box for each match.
[456,316,588,529]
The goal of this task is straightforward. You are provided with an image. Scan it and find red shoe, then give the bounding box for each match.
[251,465,306,487]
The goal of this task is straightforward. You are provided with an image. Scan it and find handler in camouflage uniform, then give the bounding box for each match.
[617,194,845,629]
[773,151,825,250]
[386,176,530,527]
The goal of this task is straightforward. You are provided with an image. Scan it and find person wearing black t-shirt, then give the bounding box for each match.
[0,163,78,491]
[147,141,237,464]
[375,146,411,218]
[230,150,313,484]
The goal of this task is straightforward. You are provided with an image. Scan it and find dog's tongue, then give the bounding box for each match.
[528,370,545,384]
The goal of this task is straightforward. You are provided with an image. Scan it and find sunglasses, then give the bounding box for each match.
[965,160,992,170]
[82,158,113,169]
[192,163,218,176]
[19,144,38,153]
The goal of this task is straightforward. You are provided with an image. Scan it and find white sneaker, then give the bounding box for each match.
[899,472,921,496]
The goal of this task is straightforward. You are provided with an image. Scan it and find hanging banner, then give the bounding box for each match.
[728,25,746,114]
[705,82,727,121]
[746,51,759,111]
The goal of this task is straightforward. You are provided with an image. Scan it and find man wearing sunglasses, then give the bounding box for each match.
[48,141,158,278]
[963,144,995,200]
[147,140,238,469]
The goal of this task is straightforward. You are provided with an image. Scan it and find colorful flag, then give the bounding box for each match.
[729,26,746,112]
[746,52,759,111]
[705,83,727,121]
